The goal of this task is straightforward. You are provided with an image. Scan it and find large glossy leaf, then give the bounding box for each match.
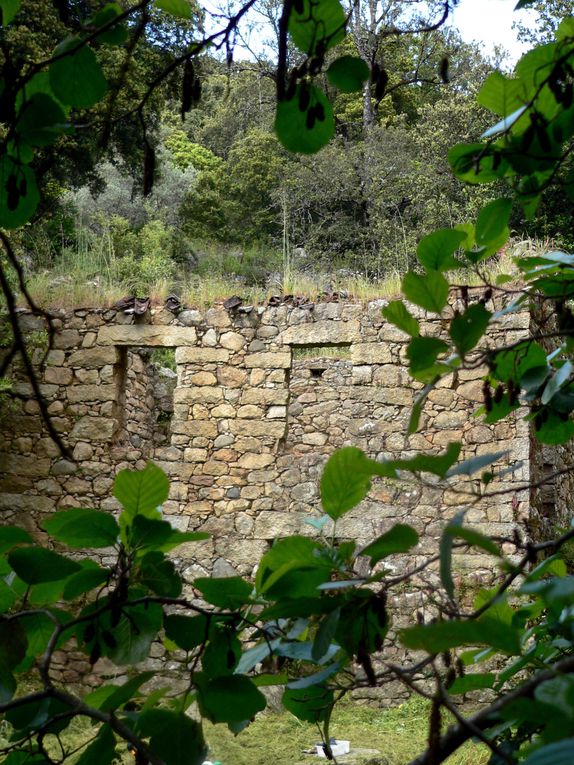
[449,303,491,356]
[85,672,155,711]
[283,685,334,723]
[75,724,116,765]
[8,547,81,584]
[63,563,109,600]
[475,198,513,246]
[275,85,334,154]
[139,552,182,597]
[43,508,119,548]
[381,300,420,337]
[0,0,20,25]
[406,336,449,379]
[326,56,369,92]
[320,447,373,519]
[402,270,449,313]
[0,526,32,553]
[16,93,68,148]
[196,674,266,724]
[0,617,27,703]
[477,71,524,116]
[49,38,107,109]
[114,462,169,518]
[193,576,252,609]
[448,673,495,694]
[288,0,345,55]
[0,156,39,227]
[446,451,507,479]
[400,617,521,655]
[417,229,466,271]
[523,739,574,765]
[256,537,332,597]
[137,709,207,765]
[164,614,209,651]
[107,601,163,665]
[202,626,241,677]
[154,0,193,18]
[360,524,419,565]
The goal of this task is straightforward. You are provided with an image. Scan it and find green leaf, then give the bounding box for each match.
[16,93,69,148]
[283,685,334,723]
[360,524,419,565]
[534,411,574,444]
[541,361,573,405]
[43,508,119,548]
[49,38,107,109]
[449,303,491,357]
[193,576,252,609]
[8,547,81,584]
[402,270,449,313]
[139,552,182,597]
[320,447,373,520]
[312,608,340,661]
[63,563,109,600]
[448,143,509,185]
[446,450,507,479]
[256,537,331,597]
[91,3,128,45]
[137,710,206,765]
[381,300,420,337]
[477,71,524,116]
[75,724,116,765]
[85,672,155,712]
[326,55,369,92]
[0,617,27,703]
[0,156,39,227]
[164,614,209,651]
[0,526,32,553]
[202,626,241,677]
[446,526,501,557]
[275,85,334,154]
[114,462,169,518]
[448,673,495,694]
[196,674,266,724]
[287,661,342,689]
[288,0,346,55]
[493,342,548,383]
[400,617,521,655]
[108,601,163,665]
[440,511,463,600]
[154,0,192,18]
[523,739,574,765]
[406,336,449,379]
[0,0,20,25]
[475,198,512,246]
[417,229,466,272]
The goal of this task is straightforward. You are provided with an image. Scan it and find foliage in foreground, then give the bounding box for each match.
[5,2,574,765]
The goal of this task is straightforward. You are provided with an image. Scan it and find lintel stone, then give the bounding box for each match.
[98,325,197,346]
[279,320,360,346]
[244,352,291,368]
[351,343,393,364]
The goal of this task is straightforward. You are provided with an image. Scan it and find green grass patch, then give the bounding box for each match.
[204,697,489,765]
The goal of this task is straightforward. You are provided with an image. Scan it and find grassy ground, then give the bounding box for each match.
[203,697,489,765]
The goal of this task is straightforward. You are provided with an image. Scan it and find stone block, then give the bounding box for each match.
[68,347,119,368]
[67,384,116,402]
[53,329,81,349]
[0,492,55,513]
[220,331,246,351]
[173,387,223,404]
[175,347,229,363]
[237,453,274,469]
[240,388,288,405]
[171,420,218,438]
[351,343,392,364]
[244,352,291,368]
[212,403,236,418]
[0,454,51,477]
[237,405,263,418]
[267,406,287,419]
[191,371,217,386]
[229,420,287,438]
[280,320,360,345]
[98,325,197,346]
[44,366,73,385]
[217,366,248,387]
[70,416,116,441]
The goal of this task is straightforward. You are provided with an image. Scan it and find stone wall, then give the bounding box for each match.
[0,298,536,696]
[1,300,532,573]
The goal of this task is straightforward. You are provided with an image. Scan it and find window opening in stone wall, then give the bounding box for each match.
[118,346,177,453]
